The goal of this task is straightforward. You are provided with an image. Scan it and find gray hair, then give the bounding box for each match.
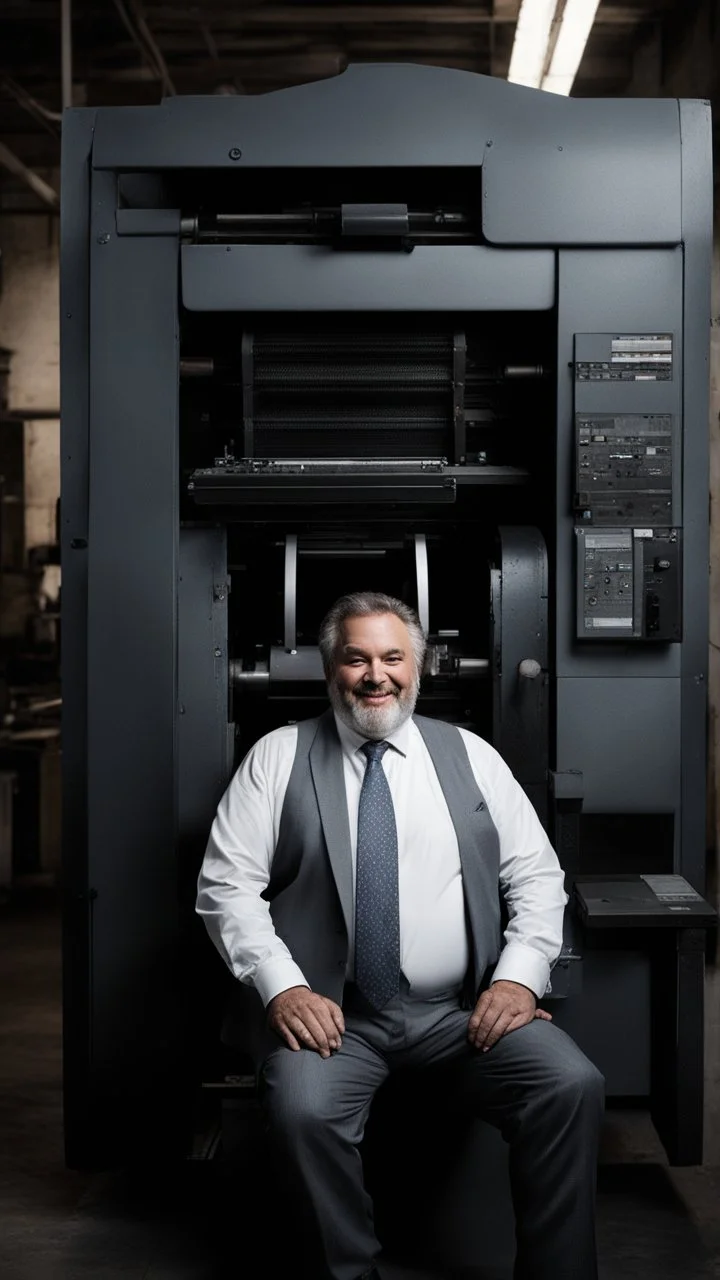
[318,592,427,677]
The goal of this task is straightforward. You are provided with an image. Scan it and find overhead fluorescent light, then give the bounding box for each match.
[507,0,559,89]
[541,0,602,95]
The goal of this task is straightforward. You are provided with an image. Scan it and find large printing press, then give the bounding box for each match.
[61,65,715,1192]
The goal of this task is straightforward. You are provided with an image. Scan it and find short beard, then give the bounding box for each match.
[328,677,419,741]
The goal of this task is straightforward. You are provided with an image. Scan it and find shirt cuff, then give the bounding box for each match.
[253,956,311,1008]
[490,943,551,1000]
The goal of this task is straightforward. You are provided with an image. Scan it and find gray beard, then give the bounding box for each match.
[328,680,419,741]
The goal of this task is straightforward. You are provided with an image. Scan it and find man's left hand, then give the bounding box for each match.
[468,979,546,1052]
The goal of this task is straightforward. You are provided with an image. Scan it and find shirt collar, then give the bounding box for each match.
[333,710,411,760]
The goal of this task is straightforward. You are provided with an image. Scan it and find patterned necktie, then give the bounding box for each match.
[354,740,401,1010]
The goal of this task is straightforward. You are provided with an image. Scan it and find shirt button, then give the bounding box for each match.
[337,961,345,969]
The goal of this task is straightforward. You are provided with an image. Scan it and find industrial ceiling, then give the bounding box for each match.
[0,0,709,207]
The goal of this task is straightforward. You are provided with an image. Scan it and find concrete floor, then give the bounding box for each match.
[1,889,719,1280]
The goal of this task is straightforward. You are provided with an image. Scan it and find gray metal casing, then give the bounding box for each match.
[60,67,712,1168]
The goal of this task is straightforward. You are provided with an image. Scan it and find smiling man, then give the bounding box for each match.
[328,608,420,738]
[197,591,604,1280]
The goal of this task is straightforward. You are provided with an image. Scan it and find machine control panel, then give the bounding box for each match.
[573,331,681,642]
[576,527,681,641]
[574,413,673,527]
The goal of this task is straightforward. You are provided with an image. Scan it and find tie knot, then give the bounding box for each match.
[361,740,390,764]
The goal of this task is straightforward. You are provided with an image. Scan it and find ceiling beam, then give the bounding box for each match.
[0,141,59,209]
[1,76,61,134]
[140,5,656,28]
[66,48,629,84]
[0,132,64,164]
[82,32,493,57]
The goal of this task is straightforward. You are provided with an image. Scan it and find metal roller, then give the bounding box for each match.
[414,533,430,635]
[284,534,298,653]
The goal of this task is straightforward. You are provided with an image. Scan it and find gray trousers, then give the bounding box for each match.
[259,980,605,1280]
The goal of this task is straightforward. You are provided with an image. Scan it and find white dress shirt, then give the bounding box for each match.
[196,714,568,1008]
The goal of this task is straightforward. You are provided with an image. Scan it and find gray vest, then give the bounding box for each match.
[225,709,504,1066]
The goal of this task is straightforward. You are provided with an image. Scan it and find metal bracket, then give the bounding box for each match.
[548,769,584,807]
[543,945,583,1000]
[548,769,584,871]
[490,526,549,819]
[115,209,181,237]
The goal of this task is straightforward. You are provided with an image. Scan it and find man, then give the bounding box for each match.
[197,591,604,1280]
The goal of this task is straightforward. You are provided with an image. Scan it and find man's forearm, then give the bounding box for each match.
[196,875,309,1004]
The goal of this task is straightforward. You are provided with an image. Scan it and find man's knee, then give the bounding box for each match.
[525,1024,605,1109]
[557,1054,605,1106]
[261,1049,331,1137]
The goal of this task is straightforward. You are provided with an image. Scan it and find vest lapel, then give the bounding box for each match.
[308,710,354,940]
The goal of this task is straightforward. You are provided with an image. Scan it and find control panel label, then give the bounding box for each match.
[576,334,673,382]
[641,874,703,903]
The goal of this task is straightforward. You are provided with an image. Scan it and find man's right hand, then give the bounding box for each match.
[267,986,345,1058]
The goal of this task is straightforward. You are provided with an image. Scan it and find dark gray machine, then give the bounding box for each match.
[61,66,714,1177]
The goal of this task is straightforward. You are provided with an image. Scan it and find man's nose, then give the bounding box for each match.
[367,659,386,684]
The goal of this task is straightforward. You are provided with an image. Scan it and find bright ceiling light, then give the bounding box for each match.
[507,0,559,89]
[541,0,603,95]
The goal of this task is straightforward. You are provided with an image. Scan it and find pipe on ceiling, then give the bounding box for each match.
[61,0,73,110]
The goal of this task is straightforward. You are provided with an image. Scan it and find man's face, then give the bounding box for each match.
[327,612,420,740]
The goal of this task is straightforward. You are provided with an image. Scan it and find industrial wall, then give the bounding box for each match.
[0,208,60,555]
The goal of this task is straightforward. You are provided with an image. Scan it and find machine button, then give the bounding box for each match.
[654,558,671,571]
[518,658,542,679]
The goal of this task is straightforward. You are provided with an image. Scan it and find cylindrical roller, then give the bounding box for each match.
[231,667,270,688]
[415,533,429,635]
[503,365,544,379]
[179,357,214,378]
[457,658,490,679]
[284,534,298,652]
